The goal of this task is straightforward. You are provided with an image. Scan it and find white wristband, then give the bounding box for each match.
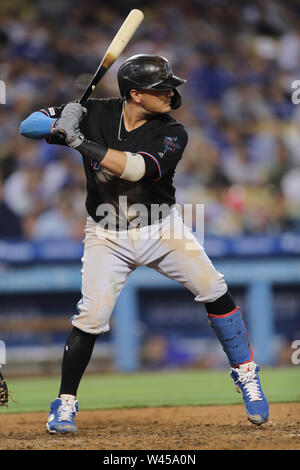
[120,152,146,182]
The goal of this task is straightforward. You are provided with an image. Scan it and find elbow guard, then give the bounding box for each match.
[120,152,146,182]
[20,112,57,139]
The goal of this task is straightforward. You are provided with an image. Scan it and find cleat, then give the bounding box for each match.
[230,361,269,425]
[46,397,78,434]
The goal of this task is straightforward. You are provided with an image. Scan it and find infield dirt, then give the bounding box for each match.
[0,402,299,450]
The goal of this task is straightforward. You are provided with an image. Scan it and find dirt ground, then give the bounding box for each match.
[0,403,299,450]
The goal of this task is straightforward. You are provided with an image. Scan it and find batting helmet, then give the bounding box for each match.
[117,54,186,109]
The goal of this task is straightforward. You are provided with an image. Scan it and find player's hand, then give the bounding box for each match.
[53,103,87,148]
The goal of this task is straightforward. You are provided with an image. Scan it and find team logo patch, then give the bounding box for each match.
[162,136,181,155]
[90,160,101,171]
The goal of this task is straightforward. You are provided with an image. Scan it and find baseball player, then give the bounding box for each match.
[20,54,269,433]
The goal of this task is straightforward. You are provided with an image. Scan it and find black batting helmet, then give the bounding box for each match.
[117,54,186,109]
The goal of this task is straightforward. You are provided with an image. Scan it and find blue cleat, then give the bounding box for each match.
[230,361,269,425]
[46,398,78,434]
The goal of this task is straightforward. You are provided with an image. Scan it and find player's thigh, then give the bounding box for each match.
[153,224,227,302]
[72,226,135,334]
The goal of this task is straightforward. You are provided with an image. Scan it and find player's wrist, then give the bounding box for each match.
[76,139,108,162]
[51,119,59,134]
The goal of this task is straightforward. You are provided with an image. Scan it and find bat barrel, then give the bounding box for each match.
[78,9,144,105]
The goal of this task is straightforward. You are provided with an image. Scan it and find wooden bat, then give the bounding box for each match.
[79,9,144,105]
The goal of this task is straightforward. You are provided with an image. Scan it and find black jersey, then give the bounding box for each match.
[42,98,188,229]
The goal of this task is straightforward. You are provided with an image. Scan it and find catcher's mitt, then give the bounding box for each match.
[0,370,17,407]
[0,370,8,406]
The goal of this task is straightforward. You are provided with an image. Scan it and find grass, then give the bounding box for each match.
[3,366,300,414]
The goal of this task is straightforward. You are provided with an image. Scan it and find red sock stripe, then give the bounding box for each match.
[207,306,240,319]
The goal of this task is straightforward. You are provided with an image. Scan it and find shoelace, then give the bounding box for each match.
[57,401,76,422]
[237,369,262,401]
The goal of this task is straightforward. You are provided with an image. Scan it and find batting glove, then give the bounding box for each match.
[53,103,87,148]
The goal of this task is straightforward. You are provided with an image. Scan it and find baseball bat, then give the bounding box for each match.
[79,9,144,105]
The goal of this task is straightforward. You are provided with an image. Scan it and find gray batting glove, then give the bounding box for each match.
[53,102,87,148]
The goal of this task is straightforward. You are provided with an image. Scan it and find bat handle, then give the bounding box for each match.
[79,65,108,105]
[79,88,90,106]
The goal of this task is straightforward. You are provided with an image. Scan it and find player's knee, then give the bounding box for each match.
[71,298,112,334]
[72,315,110,335]
[195,276,228,303]
[78,322,110,335]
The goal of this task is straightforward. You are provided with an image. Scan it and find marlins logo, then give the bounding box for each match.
[158,136,181,158]
[90,160,101,171]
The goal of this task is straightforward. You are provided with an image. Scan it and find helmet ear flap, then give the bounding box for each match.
[171,89,182,109]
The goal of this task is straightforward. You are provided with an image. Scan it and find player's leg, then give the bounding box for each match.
[204,292,269,425]
[47,218,135,434]
[146,209,269,425]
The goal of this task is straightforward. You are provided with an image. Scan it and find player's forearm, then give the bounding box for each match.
[20,112,57,139]
[77,140,145,181]
[101,150,146,181]
[76,139,126,176]
[101,149,127,176]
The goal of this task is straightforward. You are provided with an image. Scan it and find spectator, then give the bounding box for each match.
[0,0,299,240]
[29,189,85,240]
[0,173,23,238]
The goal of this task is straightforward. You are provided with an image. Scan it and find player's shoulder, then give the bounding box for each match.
[154,113,188,141]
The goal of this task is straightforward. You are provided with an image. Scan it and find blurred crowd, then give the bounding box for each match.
[1,0,300,240]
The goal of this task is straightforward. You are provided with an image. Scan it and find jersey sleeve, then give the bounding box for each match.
[137,125,188,181]
[39,106,63,119]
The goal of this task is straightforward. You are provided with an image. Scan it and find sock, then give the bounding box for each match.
[204,291,236,315]
[59,327,97,397]
[60,394,76,402]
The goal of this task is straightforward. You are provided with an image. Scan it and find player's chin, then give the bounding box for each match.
[161,103,172,113]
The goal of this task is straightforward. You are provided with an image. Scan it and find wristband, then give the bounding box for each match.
[77,139,108,163]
